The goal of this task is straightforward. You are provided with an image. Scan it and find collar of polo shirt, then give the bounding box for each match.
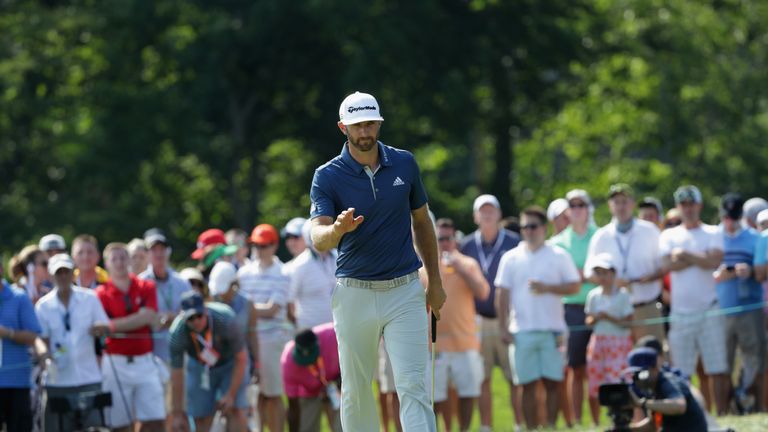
[340,141,392,173]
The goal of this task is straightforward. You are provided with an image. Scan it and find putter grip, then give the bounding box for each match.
[431,312,437,343]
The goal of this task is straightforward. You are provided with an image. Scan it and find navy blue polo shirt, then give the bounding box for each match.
[310,141,428,280]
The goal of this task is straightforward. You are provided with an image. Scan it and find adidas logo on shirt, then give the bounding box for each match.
[392,177,405,187]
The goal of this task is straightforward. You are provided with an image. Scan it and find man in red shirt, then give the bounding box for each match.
[90,243,165,432]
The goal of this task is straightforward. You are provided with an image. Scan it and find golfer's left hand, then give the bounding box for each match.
[426,280,446,319]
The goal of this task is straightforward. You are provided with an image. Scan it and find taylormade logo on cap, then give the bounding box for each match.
[339,91,385,125]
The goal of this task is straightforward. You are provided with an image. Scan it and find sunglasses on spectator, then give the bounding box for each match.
[189,313,204,321]
[254,243,276,249]
[569,202,588,209]
[521,223,541,231]
[189,280,204,288]
[285,234,301,240]
[437,236,454,242]
[665,219,682,228]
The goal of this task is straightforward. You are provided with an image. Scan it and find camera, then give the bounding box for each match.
[598,383,633,432]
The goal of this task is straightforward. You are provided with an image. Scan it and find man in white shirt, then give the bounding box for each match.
[586,183,665,342]
[659,185,729,415]
[36,254,110,431]
[285,220,336,329]
[237,223,291,432]
[496,206,580,429]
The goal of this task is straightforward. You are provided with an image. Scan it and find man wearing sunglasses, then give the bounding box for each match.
[283,217,308,261]
[168,291,249,432]
[496,206,581,429]
[36,253,109,431]
[238,223,291,431]
[91,243,165,432]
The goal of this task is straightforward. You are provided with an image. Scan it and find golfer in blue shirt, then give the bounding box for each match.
[310,91,446,432]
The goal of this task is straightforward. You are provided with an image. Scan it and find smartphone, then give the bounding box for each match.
[725,265,735,272]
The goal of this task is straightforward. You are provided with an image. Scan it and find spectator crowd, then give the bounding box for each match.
[1,183,768,431]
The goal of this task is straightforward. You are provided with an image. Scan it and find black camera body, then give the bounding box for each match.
[598,383,634,432]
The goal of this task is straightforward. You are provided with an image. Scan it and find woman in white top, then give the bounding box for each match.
[584,253,634,426]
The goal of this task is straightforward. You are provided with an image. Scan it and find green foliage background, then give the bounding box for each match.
[1,0,766,262]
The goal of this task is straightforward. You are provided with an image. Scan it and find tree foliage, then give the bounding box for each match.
[1,0,766,261]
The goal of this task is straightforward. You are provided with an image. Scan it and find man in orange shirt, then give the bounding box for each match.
[422,218,490,432]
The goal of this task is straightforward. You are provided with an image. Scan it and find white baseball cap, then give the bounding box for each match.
[208,262,237,296]
[587,252,615,273]
[179,267,205,284]
[547,198,569,221]
[339,92,384,125]
[282,217,307,238]
[757,209,768,225]
[744,197,768,224]
[48,253,75,275]
[473,194,501,212]
[39,234,66,252]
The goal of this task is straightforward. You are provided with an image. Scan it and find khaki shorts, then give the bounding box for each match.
[298,397,342,432]
[480,317,513,382]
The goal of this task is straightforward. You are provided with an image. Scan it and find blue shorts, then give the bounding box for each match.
[510,331,564,385]
[185,357,249,418]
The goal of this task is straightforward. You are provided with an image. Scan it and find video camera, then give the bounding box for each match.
[598,383,633,432]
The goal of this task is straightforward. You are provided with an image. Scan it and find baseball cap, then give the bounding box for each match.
[473,194,501,213]
[743,197,768,224]
[180,291,206,320]
[292,328,320,366]
[757,209,768,226]
[39,234,66,252]
[639,197,663,215]
[191,229,227,260]
[608,183,634,199]
[673,185,702,204]
[339,92,384,126]
[547,198,569,221]
[636,335,663,355]
[625,347,658,373]
[282,217,307,238]
[143,228,168,248]
[250,224,279,246]
[208,262,237,296]
[587,252,615,273]
[48,253,75,275]
[565,189,592,207]
[179,267,205,284]
[720,193,744,219]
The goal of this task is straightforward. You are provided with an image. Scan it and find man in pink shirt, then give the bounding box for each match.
[282,323,341,432]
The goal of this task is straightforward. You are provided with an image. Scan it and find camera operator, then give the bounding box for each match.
[625,348,707,432]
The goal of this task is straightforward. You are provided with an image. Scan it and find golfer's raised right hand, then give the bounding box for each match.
[334,208,364,234]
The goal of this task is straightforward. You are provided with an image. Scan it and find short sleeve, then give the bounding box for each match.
[584,290,597,315]
[408,156,428,210]
[557,249,581,284]
[754,235,766,266]
[658,230,673,257]
[35,305,50,338]
[310,169,336,219]
[142,280,159,311]
[19,294,41,334]
[493,253,510,289]
[168,317,186,368]
[90,294,109,323]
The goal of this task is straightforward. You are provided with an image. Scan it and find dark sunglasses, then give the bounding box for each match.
[189,313,204,321]
[664,220,682,228]
[569,202,588,209]
[285,234,301,240]
[437,236,454,242]
[521,223,541,231]
[64,311,70,332]
[255,243,276,249]
[189,280,204,288]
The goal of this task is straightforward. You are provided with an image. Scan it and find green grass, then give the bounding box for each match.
[316,368,768,431]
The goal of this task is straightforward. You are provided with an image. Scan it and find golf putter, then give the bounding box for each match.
[431,311,437,408]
